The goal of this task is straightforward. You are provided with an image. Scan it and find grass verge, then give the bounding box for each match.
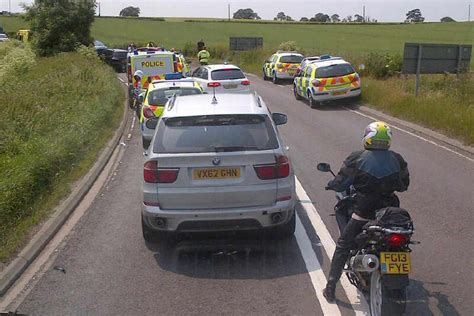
[0,49,125,263]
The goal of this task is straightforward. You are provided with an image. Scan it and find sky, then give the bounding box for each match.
[3,0,473,22]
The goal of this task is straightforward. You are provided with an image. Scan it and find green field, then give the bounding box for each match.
[1,16,473,56]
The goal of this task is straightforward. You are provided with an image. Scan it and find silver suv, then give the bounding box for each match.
[142,93,296,242]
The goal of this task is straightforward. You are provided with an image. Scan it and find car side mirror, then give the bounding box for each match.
[145,117,159,130]
[317,163,332,172]
[272,113,287,125]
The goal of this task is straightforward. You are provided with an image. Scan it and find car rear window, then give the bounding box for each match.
[211,69,245,80]
[147,87,201,105]
[316,63,355,78]
[279,55,304,63]
[153,114,279,153]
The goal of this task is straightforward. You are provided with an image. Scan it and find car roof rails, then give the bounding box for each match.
[317,54,343,61]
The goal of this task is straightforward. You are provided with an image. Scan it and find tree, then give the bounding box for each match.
[233,8,260,20]
[276,11,286,21]
[354,14,364,22]
[440,16,456,22]
[286,16,294,21]
[119,6,140,17]
[405,9,425,23]
[300,17,309,22]
[313,12,330,22]
[342,15,352,22]
[24,0,96,57]
[331,14,340,23]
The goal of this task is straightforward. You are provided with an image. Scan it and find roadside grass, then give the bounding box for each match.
[361,74,474,144]
[0,50,124,263]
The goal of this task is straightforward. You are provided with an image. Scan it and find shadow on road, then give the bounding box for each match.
[405,279,460,316]
[146,232,309,280]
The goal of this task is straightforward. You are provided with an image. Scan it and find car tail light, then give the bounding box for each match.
[386,234,409,247]
[312,79,322,87]
[276,195,292,202]
[144,161,179,183]
[241,80,250,86]
[277,63,284,69]
[254,155,290,180]
[351,74,360,82]
[127,64,132,82]
[207,82,221,88]
[143,107,155,119]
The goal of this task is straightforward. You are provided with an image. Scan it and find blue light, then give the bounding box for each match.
[165,73,183,80]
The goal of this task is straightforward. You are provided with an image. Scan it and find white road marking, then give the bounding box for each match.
[295,214,342,316]
[345,107,473,163]
[118,77,125,83]
[130,114,136,131]
[296,177,371,315]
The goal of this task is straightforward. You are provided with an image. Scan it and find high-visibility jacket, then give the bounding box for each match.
[198,50,210,64]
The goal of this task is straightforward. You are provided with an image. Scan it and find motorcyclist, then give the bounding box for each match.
[131,70,144,115]
[322,121,410,302]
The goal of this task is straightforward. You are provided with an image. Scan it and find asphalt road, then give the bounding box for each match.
[11,73,474,315]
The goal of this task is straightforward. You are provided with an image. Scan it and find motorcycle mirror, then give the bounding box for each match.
[317,163,332,173]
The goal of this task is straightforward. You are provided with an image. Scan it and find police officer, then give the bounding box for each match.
[197,46,210,66]
[322,121,410,302]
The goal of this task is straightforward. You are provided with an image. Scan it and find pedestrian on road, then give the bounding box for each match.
[198,46,210,66]
[322,121,410,302]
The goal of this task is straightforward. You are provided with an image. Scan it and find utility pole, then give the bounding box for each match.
[363,5,366,22]
[469,4,471,22]
[228,3,231,21]
[98,2,101,17]
[9,0,11,14]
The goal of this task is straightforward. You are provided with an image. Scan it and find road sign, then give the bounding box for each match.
[229,37,263,51]
[402,43,472,96]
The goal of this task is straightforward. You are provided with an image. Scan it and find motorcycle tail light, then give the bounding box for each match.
[386,233,409,247]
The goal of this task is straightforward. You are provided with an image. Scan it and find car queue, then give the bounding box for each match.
[123,45,360,244]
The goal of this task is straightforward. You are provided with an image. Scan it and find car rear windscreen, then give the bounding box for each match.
[316,63,355,78]
[147,88,202,105]
[154,115,279,153]
[280,55,304,63]
[211,69,245,80]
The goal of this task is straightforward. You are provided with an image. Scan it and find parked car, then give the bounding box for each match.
[192,64,251,94]
[263,51,304,83]
[142,93,295,243]
[0,33,9,42]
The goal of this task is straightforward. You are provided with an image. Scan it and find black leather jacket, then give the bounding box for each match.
[327,149,410,219]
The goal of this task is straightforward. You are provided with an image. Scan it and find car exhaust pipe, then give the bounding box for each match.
[155,217,166,228]
[350,254,379,272]
[271,212,283,224]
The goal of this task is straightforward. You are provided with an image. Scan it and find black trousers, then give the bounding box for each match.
[327,218,369,286]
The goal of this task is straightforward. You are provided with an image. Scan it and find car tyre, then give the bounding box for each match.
[142,215,169,243]
[294,85,302,100]
[272,72,279,84]
[263,69,268,80]
[272,211,296,238]
[308,92,318,108]
[142,137,151,150]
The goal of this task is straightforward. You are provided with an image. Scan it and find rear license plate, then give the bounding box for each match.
[332,90,347,96]
[223,84,238,89]
[193,167,241,180]
[380,252,411,274]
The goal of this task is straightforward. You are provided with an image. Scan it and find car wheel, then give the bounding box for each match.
[294,85,302,100]
[263,69,268,80]
[272,72,279,84]
[142,215,169,243]
[308,92,318,108]
[142,137,151,150]
[272,211,296,238]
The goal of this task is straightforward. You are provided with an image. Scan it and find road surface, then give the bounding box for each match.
[6,73,473,315]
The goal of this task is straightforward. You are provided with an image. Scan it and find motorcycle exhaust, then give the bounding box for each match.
[350,254,379,272]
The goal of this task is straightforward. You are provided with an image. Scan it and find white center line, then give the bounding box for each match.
[296,177,370,315]
[345,107,473,163]
[295,214,342,316]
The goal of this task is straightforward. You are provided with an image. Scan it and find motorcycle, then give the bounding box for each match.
[317,162,417,316]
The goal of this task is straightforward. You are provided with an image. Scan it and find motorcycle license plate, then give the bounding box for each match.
[380,252,411,274]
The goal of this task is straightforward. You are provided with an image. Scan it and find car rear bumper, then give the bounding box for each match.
[311,87,361,101]
[275,71,296,79]
[141,122,154,141]
[142,199,296,233]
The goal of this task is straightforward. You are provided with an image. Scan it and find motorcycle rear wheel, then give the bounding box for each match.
[370,270,406,316]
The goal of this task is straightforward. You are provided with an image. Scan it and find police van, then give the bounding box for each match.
[127,48,190,104]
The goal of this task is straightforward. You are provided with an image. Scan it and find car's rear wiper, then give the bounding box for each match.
[212,146,258,152]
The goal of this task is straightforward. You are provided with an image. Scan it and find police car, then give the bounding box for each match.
[263,51,304,84]
[293,56,361,107]
[140,78,203,149]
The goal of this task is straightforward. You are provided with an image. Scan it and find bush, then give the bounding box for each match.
[0,40,36,85]
[0,51,124,261]
[278,41,300,52]
[75,44,100,61]
[363,52,402,78]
